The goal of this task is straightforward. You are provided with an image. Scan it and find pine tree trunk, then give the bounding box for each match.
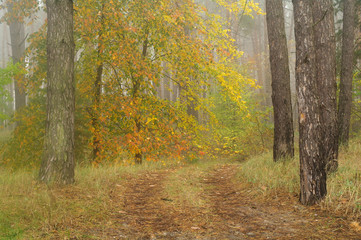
[39,0,75,184]
[338,0,355,146]
[312,0,338,173]
[293,0,327,205]
[266,0,294,161]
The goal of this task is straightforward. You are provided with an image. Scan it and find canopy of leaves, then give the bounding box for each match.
[1,0,266,168]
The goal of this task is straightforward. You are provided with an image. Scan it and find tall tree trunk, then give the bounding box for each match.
[338,0,355,146]
[7,3,26,112]
[266,0,294,161]
[2,23,8,127]
[133,32,149,164]
[39,0,75,184]
[1,23,6,68]
[92,52,103,162]
[92,4,105,162]
[293,0,327,205]
[263,16,272,110]
[312,0,338,173]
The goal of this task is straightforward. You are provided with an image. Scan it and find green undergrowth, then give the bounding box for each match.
[237,138,361,219]
[0,160,184,239]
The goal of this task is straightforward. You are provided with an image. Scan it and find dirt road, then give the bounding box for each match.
[90,165,360,239]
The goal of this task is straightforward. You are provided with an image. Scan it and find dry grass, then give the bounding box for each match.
[164,159,221,209]
[0,160,182,239]
[236,151,299,193]
[0,166,120,239]
[236,138,361,219]
[324,138,361,217]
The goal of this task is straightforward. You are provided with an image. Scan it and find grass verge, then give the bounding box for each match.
[0,160,183,239]
[236,138,361,219]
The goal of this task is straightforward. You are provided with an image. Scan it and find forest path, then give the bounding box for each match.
[102,169,191,239]
[94,164,360,239]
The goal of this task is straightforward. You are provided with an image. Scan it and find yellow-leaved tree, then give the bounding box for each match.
[1,0,265,168]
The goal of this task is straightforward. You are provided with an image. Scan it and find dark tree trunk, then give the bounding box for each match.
[312,0,338,173]
[7,3,26,112]
[338,0,355,146]
[293,0,327,205]
[39,0,75,184]
[266,0,294,161]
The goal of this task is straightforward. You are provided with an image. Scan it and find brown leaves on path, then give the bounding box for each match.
[120,171,181,238]
[70,164,360,239]
[105,169,198,239]
[203,164,360,239]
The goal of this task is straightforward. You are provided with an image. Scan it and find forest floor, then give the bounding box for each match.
[22,163,360,240]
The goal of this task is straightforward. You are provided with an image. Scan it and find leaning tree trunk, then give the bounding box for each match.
[266,0,294,161]
[338,0,355,146]
[312,0,338,173]
[39,0,75,184]
[293,0,327,205]
[7,3,26,112]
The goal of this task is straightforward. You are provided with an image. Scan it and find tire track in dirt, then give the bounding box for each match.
[91,168,210,239]
[203,164,360,240]
[121,170,178,238]
[110,169,198,239]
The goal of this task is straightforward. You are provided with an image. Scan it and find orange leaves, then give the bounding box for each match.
[87,93,196,163]
[0,0,39,24]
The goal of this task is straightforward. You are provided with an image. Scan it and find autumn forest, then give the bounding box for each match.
[1,0,361,239]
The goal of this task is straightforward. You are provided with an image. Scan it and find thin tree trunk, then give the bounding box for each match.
[266,0,294,161]
[338,0,355,146]
[39,0,75,184]
[1,23,7,127]
[312,0,338,173]
[133,31,149,164]
[7,3,26,112]
[92,55,103,162]
[92,4,105,162]
[1,23,5,68]
[263,15,272,110]
[293,0,327,205]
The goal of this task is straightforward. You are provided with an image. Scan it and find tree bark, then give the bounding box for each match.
[293,0,327,205]
[312,0,338,173]
[39,0,75,184]
[266,0,294,161]
[7,3,26,112]
[338,0,355,146]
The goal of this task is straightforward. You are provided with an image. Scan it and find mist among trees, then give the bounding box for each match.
[1,0,361,238]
